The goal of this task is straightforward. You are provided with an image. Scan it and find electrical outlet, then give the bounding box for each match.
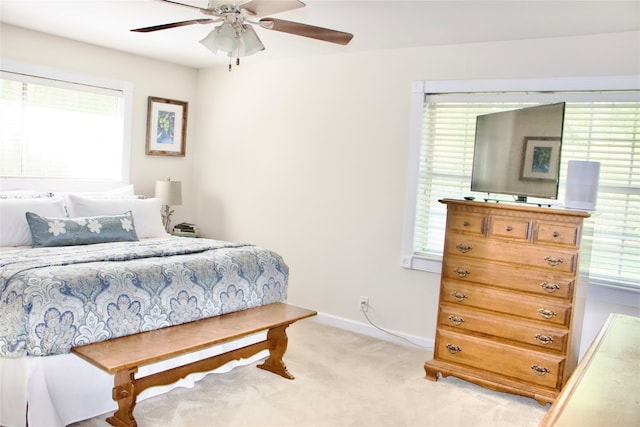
[359,296,369,312]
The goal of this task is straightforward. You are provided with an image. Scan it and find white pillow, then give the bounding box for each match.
[101,184,135,196]
[65,194,167,238]
[60,184,137,203]
[62,194,142,214]
[0,197,66,246]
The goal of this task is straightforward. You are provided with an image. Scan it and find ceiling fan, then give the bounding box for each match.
[132,0,354,69]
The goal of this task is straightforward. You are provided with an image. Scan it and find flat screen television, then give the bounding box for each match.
[470,102,566,203]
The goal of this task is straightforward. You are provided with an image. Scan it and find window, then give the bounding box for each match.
[402,77,640,290]
[0,60,132,184]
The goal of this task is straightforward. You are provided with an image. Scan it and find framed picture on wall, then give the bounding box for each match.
[145,97,188,157]
[520,137,561,181]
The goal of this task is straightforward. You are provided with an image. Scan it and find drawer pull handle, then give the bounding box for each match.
[535,334,554,345]
[553,231,560,238]
[456,244,472,253]
[506,226,513,231]
[538,308,557,319]
[540,282,560,293]
[446,344,462,354]
[531,365,550,376]
[451,292,468,302]
[463,221,470,227]
[544,256,564,267]
[448,315,465,325]
[453,268,470,278]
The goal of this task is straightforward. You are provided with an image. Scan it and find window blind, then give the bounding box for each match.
[0,71,126,180]
[414,95,640,289]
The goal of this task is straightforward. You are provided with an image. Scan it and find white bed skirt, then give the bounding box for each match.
[0,331,268,427]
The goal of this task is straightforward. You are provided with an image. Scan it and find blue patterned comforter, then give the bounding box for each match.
[0,237,288,357]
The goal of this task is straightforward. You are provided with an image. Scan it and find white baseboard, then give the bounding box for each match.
[310,311,434,351]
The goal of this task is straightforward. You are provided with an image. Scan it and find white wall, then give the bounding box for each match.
[195,31,640,352]
[0,24,200,224]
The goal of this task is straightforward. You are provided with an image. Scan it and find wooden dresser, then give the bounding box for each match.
[424,199,591,405]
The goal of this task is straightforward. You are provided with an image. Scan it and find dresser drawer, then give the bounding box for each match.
[447,212,485,236]
[488,215,532,241]
[441,280,572,326]
[439,304,569,352]
[445,235,578,274]
[535,222,581,248]
[442,256,575,299]
[435,330,565,390]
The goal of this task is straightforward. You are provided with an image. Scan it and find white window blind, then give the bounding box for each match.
[0,68,129,181]
[412,91,640,289]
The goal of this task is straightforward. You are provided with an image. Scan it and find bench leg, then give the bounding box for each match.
[107,367,139,427]
[257,324,295,380]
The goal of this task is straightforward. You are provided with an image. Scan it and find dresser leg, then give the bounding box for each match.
[424,362,439,381]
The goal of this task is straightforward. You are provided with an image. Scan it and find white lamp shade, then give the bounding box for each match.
[199,30,218,52]
[155,180,182,206]
[236,25,265,56]
[215,23,238,52]
[200,24,237,54]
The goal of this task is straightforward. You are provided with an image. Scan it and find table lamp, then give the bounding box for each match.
[155,178,182,233]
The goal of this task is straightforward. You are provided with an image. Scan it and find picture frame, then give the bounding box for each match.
[520,137,562,181]
[145,97,188,157]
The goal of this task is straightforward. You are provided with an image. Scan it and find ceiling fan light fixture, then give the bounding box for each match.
[199,28,222,53]
[199,22,236,54]
[200,21,264,59]
[215,22,238,52]
[235,24,265,57]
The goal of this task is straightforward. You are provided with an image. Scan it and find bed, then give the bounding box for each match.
[0,189,289,427]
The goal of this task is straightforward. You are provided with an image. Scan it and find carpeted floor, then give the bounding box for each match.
[71,319,549,427]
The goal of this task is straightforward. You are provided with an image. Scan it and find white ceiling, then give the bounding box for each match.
[1,0,639,69]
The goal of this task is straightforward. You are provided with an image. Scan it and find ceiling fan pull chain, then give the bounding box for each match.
[236,37,241,67]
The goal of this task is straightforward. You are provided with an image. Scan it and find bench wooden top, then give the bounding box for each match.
[71,302,316,374]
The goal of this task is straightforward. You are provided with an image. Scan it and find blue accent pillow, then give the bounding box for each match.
[25,211,139,247]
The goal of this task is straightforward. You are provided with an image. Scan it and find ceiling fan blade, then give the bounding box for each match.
[241,0,305,17]
[259,18,353,45]
[131,19,214,33]
[159,0,205,12]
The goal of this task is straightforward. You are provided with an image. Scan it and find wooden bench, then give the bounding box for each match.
[71,302,317,427]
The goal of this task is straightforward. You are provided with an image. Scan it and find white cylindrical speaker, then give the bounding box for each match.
[565,160,600,210]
